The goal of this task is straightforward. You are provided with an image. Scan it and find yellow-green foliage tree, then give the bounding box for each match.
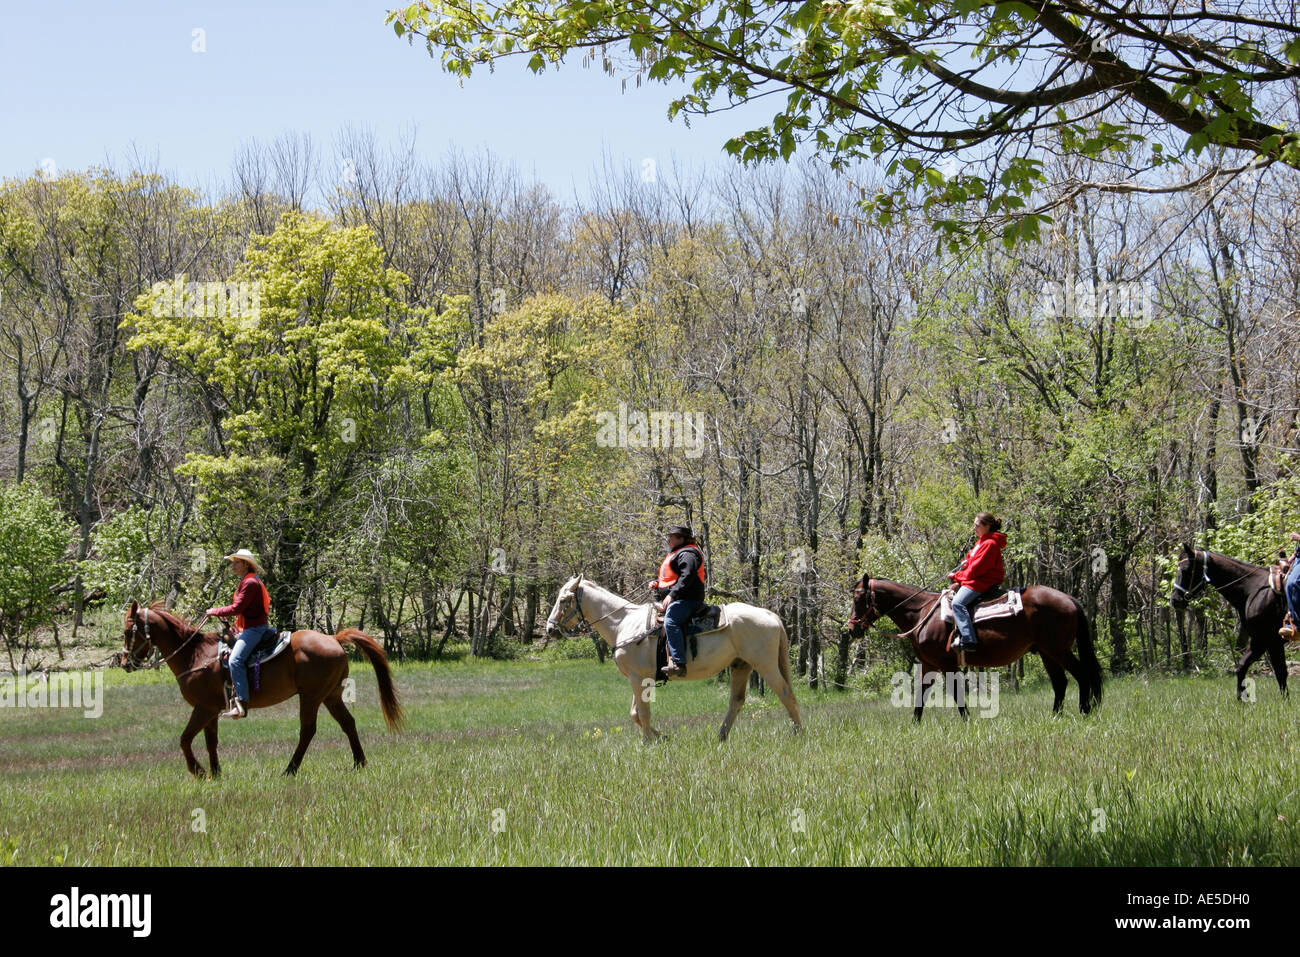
[124,211,467,624]
[455,292,638,652]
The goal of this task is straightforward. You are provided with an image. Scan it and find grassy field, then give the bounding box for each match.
[2,657,1298,865]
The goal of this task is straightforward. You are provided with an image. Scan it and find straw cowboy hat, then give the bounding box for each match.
[223,548,265,576]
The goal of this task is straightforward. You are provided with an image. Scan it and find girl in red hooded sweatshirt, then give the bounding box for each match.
[948,512,1007,651]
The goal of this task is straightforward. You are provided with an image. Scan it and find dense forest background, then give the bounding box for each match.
[1,132,1298,685]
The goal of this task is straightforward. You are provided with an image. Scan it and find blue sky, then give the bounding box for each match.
[0,0,776,202]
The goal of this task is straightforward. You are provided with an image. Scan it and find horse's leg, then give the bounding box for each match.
[914,667,937,723]
[630,674,659,742]
[1234,642,1264,701]
[1040,654,1068,714]
[1056,651,1094,715]
[203,716,221,778]
[1266,638,1289,698]
[752,659,802,732]
[719,663,753,742]
[180,706,212,778]
[284,696,321,776]
[951,668,969,720]
[323,691,366,768]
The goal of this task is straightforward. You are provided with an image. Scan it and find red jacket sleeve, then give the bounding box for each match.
[212,578,260,619]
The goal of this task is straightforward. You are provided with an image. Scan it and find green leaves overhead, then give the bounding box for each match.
[390,0,1300,250]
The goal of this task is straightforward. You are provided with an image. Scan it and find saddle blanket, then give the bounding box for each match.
[940,589,1023,624]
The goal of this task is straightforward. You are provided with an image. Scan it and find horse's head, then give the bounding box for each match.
[1171,542,1207,609]
[545,574,586,639]
[121,600,154,671]
[848,573,879,638]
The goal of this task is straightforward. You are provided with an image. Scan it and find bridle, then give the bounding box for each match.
[546,580,642,638]
[546,581,591,637]
[847,578,877,630]
[849,576,944,639]
[1171,550,1213,602]
[125,605,203,671]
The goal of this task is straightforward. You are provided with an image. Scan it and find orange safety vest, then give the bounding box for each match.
[235,573,272,632]
[657,545,706,588]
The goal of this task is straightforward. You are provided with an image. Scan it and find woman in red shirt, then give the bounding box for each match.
[206,549,273,719]
[948,513,1007,651]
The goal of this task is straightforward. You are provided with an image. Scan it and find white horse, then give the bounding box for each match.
[545,575,802,742]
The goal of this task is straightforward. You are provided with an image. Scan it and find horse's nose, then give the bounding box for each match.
[544,620,559,639]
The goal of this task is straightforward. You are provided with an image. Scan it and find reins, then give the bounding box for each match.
[850,575,951,640]
[548,581,647,640]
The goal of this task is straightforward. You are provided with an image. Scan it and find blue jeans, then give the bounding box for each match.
[229,624,274,702]
[951,586,981,648]
[664,599,703,666]
[1286,559,1300,622]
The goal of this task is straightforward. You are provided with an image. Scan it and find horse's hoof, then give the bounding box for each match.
[283,766,299,777]
[353,759,366,770]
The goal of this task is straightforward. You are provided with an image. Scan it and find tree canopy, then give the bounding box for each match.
[389,0,1300,247]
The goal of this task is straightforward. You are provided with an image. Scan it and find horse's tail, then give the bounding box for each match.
[1070,599,1103,708]
[335,629,404,731]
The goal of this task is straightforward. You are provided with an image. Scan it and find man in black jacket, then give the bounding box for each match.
[650,525,706,677]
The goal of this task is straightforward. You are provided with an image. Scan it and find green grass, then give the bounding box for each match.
[2,659,1298,865]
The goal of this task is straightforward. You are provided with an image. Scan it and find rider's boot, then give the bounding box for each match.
[221,698,248,720]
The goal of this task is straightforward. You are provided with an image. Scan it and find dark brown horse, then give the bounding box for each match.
[1170,544,1288,701]
[848,574,1103,720]
[121,601,403,776]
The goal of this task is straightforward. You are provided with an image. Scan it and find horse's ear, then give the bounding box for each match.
[1182,541,1194,556]
[127,599,138,619]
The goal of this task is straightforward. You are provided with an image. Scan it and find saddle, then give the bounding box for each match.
[643,604,727,684]
[219,630,292,702]
[939,587,1023,625]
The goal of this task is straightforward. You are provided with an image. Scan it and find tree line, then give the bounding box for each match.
[0,132,1297,683]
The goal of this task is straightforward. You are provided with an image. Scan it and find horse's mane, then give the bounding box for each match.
[144,601,199,633]
[1201,550,1268,574]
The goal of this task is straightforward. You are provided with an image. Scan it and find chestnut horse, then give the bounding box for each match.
[848,574,1102,720]
[1170,544,1287,701]
[121,601,402,776]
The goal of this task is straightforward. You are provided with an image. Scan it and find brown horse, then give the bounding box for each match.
[848,574,1103,720]
[120,600,403,776]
